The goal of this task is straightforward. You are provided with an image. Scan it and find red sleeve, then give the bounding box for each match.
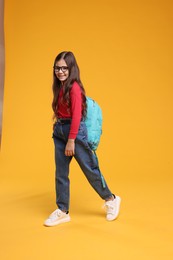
[68,82,82,139]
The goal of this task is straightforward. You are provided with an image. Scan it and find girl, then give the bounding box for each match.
[44,51,121,226]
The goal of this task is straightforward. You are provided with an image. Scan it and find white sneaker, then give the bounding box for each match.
[44,209,71,227]
[104,196,121,221]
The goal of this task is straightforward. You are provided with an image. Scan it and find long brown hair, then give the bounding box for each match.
[52,51,86,119]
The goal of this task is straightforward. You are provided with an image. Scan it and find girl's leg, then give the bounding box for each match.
[53,132,72,212]
[74,122,113,200]
[44,124,72,227]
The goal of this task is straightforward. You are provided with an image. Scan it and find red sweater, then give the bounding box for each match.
[56,82,82,139]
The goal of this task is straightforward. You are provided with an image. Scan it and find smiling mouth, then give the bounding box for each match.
[58,76,67,80]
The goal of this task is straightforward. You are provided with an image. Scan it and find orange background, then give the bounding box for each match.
[0,0,173,259]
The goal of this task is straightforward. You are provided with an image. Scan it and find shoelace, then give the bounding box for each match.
[103,201,116,214]
[49,209,61,220]
[105,205,115,214]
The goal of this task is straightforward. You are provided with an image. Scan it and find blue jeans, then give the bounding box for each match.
[53,121,113,211]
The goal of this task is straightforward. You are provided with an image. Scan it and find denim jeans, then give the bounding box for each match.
[52,121,113,211]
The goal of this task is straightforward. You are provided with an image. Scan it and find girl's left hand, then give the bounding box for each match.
[65,139,75,156]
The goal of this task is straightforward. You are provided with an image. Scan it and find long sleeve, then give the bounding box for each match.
[68,82,82,139]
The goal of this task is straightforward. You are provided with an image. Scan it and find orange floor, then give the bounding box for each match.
[0,165,172,260]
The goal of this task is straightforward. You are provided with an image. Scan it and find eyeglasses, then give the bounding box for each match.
[53,66,68,72]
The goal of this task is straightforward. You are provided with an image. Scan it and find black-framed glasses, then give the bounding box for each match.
[53,66,68,72]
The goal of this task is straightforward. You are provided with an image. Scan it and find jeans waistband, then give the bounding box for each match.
[57,118,71,124]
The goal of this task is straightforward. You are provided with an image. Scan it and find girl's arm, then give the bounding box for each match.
[65,82,82,156]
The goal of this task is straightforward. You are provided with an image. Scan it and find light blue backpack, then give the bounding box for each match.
[84,97,106,188]
[84,97,103,151]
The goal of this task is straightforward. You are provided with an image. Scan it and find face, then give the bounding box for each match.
[54,59,69,83]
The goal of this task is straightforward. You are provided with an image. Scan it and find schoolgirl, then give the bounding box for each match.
[44,51,121,226]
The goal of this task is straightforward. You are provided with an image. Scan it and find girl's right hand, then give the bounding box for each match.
[65,139,75,156]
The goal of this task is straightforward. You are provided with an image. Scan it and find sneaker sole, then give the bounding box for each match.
[44,216,71,227]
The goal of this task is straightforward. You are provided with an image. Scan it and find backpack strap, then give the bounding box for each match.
[93,151,106,189]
